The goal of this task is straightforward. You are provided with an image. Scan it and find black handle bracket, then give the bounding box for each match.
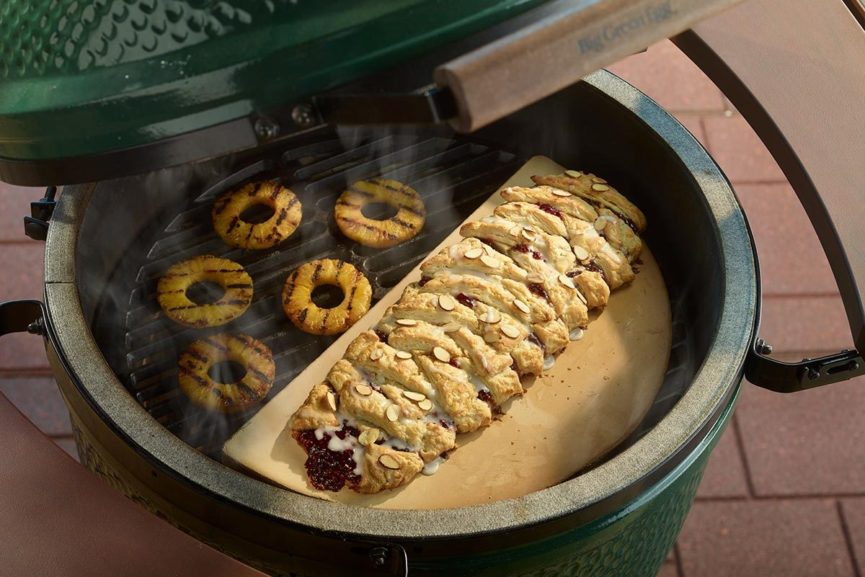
[23,186,57,241]
[746,340,864,393]
[0,300,46,338]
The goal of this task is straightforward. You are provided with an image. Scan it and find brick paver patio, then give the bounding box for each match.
[1,40,861,576]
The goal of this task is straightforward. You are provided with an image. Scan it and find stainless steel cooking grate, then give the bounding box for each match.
[96,129,695,468]
[114,132,524,456]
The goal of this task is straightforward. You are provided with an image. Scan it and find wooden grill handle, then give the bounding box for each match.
[434,0,744,133]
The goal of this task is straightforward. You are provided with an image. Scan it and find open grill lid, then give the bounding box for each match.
[0,1,862,390]
[0,0,744,186]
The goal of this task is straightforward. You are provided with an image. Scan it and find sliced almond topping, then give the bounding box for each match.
[480,254,500,269]
[369,348,383,361]
[482,243,496,256]
[403,390,426,402]
[325,391,337,412]
[438,294,455,311]
[591,177,607,184]
[358,428,379,446]
[513,298,530,314]
[520,228,537,241]
[442,322,462,333]
[552,188,572,197]
[481,309,501,324]
[378,454,401,470]
[576,290,588,304]
[594,219,606,232]
[464,247,483,259]
[354,384,373,396]
[386,405,400,422]
[573,245,590,262]
[592,183,610,192]
[526,273,545,284]
[501,324,520,339]
[418,399,433,411]
[565,169,583,178]
[433,346,451,363]
[558,274,576,289]
[396,318,417,327]
[395,350,413,360]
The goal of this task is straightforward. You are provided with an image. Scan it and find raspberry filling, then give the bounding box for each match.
[418,275,432,287]
[528,282,549,301]
[513,243,543,260]
[477,390,503,415]
[374,329,388,342]
[455,293,475,308]
[527,332,545,352]
[537,203,563,219]
[583,260,609,285]
[295,423,361,492]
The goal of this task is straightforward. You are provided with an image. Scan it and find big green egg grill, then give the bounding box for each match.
[1,1,864,576]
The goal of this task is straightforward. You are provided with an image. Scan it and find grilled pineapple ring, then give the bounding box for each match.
[334,178,425,248]
[157,255,253,328]
[178,333,275,414]
[213,180,302,249]
[282,259,373,336]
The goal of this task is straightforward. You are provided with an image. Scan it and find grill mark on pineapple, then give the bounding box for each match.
[390,217,416,230]
[226,215,241,233]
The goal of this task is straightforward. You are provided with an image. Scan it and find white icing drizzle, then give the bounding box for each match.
[382,436,414,452]
[327,435,355,453]
[314,424,341,441]
[467,373,488,393]
[352,448,363,475]
[312,414,365,475]
[600,242,624,263]
[422,456,445,476]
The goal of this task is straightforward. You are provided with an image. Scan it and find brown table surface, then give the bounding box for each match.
[0,392,265,577]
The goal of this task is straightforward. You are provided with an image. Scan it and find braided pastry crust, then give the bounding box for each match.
[290,170,647,494]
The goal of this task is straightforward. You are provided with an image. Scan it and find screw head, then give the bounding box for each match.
[755,338,773,355]
[253,117,279,141]
[26,319,45,336]
[369,546,388,567]
[291,104,316,128]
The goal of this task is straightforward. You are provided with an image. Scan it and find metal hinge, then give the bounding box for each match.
[745,338,865,393]
[23,186,57,241]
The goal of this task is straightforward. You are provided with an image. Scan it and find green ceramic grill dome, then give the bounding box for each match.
[0,0,546,174]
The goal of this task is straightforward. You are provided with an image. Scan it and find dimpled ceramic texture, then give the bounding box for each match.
[0,0,547,161]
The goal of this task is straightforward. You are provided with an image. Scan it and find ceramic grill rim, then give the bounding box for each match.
[41,70,757,539]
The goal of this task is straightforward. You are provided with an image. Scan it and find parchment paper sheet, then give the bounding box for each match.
[224,156,672,509]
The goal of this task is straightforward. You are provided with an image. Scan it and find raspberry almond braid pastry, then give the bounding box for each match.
[289,171,647,494]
